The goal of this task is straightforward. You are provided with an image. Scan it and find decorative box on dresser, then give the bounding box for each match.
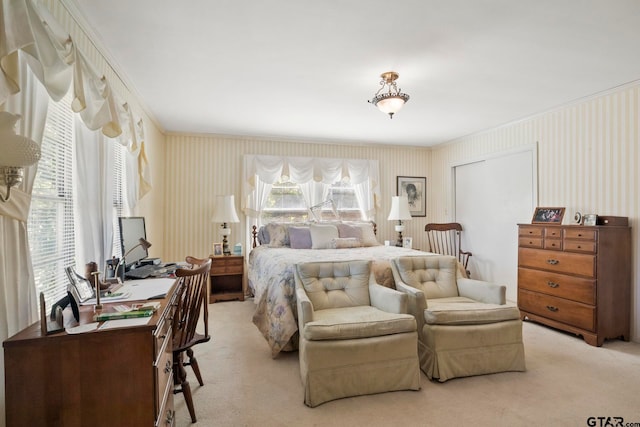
[3,280,180,427]
[517,222,631,346]
[209,255,245,303]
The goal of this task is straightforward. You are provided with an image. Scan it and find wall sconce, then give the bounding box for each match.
[387,196,412,247]
[211,195,240,255]
[0,112,41,202]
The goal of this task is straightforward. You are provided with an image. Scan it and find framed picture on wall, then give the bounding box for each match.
[397,176,426,217]
[531,207,565,225]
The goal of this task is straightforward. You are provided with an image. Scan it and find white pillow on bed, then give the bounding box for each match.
[309,224,339,249]
[357,223,380,246]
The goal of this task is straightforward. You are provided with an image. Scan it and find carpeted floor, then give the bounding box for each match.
[173,299,640,427]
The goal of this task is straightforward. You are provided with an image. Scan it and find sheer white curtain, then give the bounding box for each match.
[73,116,116,269]
[242,154,381,221]
[0,52,49,426]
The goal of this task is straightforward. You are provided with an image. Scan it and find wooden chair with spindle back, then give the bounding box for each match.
[424,223,473,277]
[172,256,212,423]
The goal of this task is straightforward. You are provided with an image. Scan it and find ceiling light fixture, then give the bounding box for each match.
[368,71,410,119]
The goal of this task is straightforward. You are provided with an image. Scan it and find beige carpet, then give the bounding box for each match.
[173,299,640,427]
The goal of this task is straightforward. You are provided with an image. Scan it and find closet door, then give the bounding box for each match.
[454,147,537,302]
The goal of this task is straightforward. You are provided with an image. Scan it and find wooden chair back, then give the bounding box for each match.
[424,222,473,276]
[173,257,212,352]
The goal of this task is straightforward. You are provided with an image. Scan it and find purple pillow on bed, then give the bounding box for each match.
[288,226,312,249]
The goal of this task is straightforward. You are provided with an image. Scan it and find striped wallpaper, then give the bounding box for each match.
[431,83,640,342]
[162,135,431,261]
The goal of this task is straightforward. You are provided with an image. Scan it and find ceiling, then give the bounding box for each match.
[67,0,640,147]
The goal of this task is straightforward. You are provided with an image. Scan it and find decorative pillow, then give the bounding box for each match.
[265,223,290,247]
[357,223,380,246]
[257,226,270,245]
[337,223,362,240]
[288,226,312,249]
[309,223,339,249]
[331,237,362,249]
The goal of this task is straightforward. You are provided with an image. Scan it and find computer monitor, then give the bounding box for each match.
[118,216,149,270]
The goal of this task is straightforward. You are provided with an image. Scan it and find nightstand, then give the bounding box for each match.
[209,255,245,303]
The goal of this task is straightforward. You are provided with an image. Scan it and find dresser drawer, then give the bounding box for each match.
[563,240,596,254]
[518,267,595,305]
[518,289,595,332]
[518,236,543,248]
[544,238,562,250]
[564,228,596,241]
[518,247,595,278]
[544,227,562,239]
[519,226,543,237]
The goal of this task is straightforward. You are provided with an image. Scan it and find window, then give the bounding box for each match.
[261,178,364,223]
[28,92,127,311]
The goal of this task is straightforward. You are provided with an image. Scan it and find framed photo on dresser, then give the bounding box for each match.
[531,207,565,225]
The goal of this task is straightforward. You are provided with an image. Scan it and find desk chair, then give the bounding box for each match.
[425,222,473,277]
[173,256,212,423]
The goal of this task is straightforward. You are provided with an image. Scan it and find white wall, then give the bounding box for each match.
[430,83,640,343]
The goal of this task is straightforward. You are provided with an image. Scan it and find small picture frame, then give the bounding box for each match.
[212,243,223,257]
[403,237,413,249]
[397,176,426,217]
[531,207,565,225]
[583,214,597,226]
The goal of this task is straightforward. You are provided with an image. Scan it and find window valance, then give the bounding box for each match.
[0,0,151,200]
[242,154,380,219]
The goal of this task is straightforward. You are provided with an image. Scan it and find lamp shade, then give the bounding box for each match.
[0,112,41,167]
[211,195,240,223]
[387,196,412,221]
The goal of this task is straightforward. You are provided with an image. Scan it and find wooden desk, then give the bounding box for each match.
[3,279,181,427]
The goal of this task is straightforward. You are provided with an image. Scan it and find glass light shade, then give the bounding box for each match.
[388,196,412,221]
[0,112,41,167]
[376,97,407,115]
[211,195,240,223]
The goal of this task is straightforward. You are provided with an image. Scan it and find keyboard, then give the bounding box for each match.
[125,264,165,279]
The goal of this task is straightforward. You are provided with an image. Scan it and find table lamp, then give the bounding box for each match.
[211,195,240,255]
[388,196,412,247]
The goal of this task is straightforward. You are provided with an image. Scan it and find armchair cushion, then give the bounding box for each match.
[303,306,416,340]
[424,298,521,325]
[296,260,371,310]
[393,256,460,299]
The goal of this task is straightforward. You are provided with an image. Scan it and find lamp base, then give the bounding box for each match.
[222,235,231,256]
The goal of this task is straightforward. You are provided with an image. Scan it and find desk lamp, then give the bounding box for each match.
[388,196,412,247]
[211,195,240,255]
[109,237,152,283]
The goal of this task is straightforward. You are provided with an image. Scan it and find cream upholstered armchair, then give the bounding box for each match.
[295,260,421,407]
[390,255,525,382]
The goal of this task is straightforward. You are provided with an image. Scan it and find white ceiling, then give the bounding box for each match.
[67,0,640,147]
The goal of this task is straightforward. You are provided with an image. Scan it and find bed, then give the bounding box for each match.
[248,222,434,357]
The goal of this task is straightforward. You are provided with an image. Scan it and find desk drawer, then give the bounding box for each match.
[518,247,595,278]
[155,324,173,421]
[518,267,595,305]
[518,289,595,332]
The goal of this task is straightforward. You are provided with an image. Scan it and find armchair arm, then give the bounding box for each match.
[393,281,427,333]
[457,277,506,305]
[368,281,407,314]
[295,287,314,329]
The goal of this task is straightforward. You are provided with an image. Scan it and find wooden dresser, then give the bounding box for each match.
[3,280,180,426]
[517,223,631,346]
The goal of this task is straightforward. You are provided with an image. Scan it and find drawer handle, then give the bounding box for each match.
[164,360,172,374]
[547,281,559,288]
[577,245,581,249]
[546,259,559,265]
[546,305,559,312]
